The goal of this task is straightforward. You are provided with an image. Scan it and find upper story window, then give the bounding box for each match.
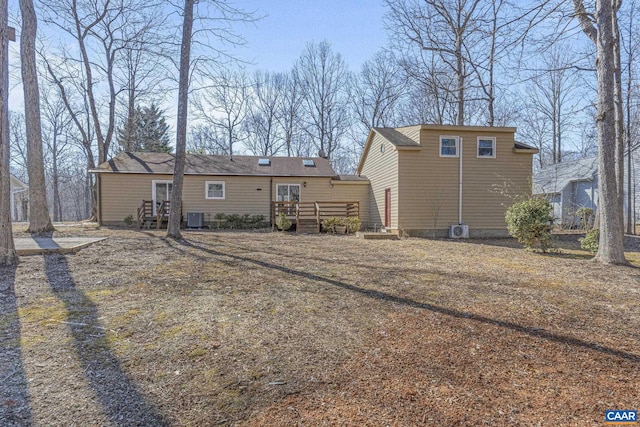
[477,137,496,158]
[205,181,225,199]
[440,136,459,157]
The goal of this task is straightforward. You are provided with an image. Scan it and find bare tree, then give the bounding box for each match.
[525,45,584,164]
[244,70,285,156]
[295,40,351,159]
[186,124,227,155]
[20,0,53,233]
[0,0,17,265]
[351,50,405,147]
[277,70,303,157]
[166,0,195,239]
[573,0,627,264]
[385,0,485,125]
[192,69,250,156]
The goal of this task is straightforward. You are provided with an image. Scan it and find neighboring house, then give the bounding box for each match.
[356,125,538,237]
[533,157,598,227]
[10,174,28,222]
[90,152,370,227]
[534,152,640,228]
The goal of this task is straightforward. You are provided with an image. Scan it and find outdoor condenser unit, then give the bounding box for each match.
[449,224,469,239]
[187,212,204,228]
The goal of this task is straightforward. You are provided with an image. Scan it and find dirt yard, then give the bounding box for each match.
[1,225,639,426]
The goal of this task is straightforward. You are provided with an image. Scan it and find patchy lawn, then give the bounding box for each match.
[1,226,639,426]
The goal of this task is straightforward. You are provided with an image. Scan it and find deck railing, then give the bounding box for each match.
[137,200,171,229]
[271,201,360,232]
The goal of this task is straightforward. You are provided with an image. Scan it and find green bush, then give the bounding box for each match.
[123,214,134,226]
[209,213,267,229]
[276,212,292,231]
[579,228,599,254]
[505,196,554,252]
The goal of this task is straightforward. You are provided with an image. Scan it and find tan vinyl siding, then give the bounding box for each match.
[395,125,421,143]
[397,128,533,233]
[271,177,333,202]
[330,182,370,226]
[360,132,399,228]
[99,174,273,223]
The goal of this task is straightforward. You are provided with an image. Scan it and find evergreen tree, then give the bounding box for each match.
[117,104,172,153]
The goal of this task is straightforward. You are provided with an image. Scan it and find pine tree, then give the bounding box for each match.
[117,104,172,153]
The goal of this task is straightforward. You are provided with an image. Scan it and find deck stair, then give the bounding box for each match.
[272,201,360,234]
[137,200,171,229]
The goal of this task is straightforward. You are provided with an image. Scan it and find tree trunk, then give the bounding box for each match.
[593,0,627,264]
[0,0,17,265]
[167,0,195,239]
[20,0,53,234]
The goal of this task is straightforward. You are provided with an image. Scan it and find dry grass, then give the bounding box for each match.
[1,225,640,426]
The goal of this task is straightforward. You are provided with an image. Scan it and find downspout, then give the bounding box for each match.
[458,137,463,225]
[97,173,103,225]
[269,177,273,227]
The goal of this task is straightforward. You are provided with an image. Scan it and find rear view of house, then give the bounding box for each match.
[91,152,369,229]
[356,125,538,237]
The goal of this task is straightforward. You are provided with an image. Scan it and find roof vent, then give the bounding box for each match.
[258,158,270,166]
[318,149,326,158]
[303,159,315,167]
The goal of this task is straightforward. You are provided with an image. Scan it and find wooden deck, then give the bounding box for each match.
[137,200,171,229]
[271,201,360,233]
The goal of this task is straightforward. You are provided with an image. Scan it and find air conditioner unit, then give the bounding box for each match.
[449,224,469,239]
[187,212,204,228]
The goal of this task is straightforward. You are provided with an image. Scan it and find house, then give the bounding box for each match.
[533,157,598,227]
[90,152,370,229]
[356,125,538,237]
[10,174,28,222]
[534,152,640,228]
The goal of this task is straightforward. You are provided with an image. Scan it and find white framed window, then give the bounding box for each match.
[439,136,459,157]
[276,184,300,202]
[477,137,496,158]
[205,181,225,199]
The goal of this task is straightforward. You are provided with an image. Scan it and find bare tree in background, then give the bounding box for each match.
[0,0,17,264]
[526,45,584,165]
[245,70,285,156]
[385,0,485,125]
[295,40,351,159]
[277,70,303,157]
[351,50,405,147]
[573,0,627,264]
[192,69,250,156]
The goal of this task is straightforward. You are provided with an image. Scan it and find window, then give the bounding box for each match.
[205,181,225,199]
[303,159,315,167]
[440,136,459,157]
[276,184,300,202]
[477,137,496,158]
[258,158,270,166]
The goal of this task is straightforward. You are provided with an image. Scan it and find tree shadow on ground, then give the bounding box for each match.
[43,254,167,426]
[0,265,33,427]
[182,239,640,364]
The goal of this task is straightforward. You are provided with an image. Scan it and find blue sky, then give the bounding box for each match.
[232,0,390,72]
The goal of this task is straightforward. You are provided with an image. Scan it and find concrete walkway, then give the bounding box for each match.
[14,237,107,255]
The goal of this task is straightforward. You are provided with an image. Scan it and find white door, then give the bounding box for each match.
[152,181,173,215]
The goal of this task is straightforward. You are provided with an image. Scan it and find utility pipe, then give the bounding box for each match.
[458,137,463,225]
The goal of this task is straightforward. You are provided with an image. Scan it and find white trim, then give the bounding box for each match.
[439,136,459,158]
[477,136,496,158]
[205,181,226,200]
[152,180,173,215]
[276,183,301,202]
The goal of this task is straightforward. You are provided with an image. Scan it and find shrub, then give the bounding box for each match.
[321,217,361,234]
[210,213,267,229]
[123,214,134,226]
[579,228,599,254]
[576,207,594,230]
[275,212,292,231]
[505,196,554,252]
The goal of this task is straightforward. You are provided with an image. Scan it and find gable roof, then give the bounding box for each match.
[533,157,597,194]
[10,174,28,190]
[91,152,337,177]
[372,127,421,148]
